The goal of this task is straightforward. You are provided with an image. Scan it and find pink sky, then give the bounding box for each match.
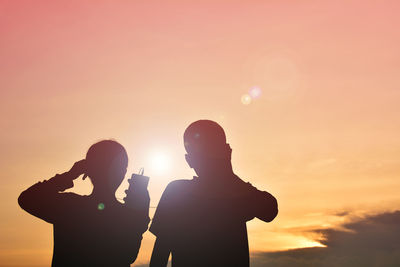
[1,1,400,266]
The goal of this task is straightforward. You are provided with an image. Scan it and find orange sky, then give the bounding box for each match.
[1,1,400,266]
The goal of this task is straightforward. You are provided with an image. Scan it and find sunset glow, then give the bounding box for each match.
[1,0,400,266]
[149,151,171,174]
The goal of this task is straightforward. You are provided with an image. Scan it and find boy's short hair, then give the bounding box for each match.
[86,140,128,171]
[183,120,226,155]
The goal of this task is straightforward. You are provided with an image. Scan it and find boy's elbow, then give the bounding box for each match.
[18,191,27,210]
[269,199,279,222]
[262,196,278,222]
[18,190,35,212]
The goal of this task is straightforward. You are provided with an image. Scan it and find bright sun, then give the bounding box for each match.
[149,152,171,173]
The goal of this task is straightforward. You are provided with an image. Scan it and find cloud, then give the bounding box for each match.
[251,210,400,267]
[332,210,350,217]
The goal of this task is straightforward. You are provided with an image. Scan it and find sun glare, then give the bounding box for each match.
[149,152,171,174]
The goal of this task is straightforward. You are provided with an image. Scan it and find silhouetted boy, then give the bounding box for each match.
[149,120,278,267]
[18,140,150,267]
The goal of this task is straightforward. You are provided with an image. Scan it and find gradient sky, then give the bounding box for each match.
[1,1,400,266]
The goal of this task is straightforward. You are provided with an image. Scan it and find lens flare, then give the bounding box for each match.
[249,86,262,99]
[241,94,252,105]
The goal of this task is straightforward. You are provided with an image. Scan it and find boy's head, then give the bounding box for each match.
[183,120,232,177]
[85,140,128,192]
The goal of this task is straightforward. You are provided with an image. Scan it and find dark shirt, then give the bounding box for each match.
[149,175,278,267]
[18,173,150,267]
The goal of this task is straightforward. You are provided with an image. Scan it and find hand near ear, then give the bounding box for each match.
[68,159,87,180]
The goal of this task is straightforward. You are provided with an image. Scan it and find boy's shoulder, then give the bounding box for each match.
[166,178,194,188]
[163,178,196,198]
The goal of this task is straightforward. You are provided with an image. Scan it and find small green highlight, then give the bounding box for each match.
[98,203,105,210]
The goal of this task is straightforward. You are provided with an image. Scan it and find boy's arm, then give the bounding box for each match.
[18,160,86,223]
[123,209,151,264]
[248,185,278,222]
[150,237,171,267]
[233,176,278,222]
[18,172,74,223]
[149,181,179,267]
[122,182,151,264]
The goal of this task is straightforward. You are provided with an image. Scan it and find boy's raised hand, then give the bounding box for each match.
[68,159,87,180]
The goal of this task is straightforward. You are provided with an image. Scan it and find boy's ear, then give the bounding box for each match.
[185,154,193,168]
[224,143,232,159]
[226,143,232,152]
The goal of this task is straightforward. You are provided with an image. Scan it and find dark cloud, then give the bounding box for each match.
[332,210,350,217]
[251,210,400,267]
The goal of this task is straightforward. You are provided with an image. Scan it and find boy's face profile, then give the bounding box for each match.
[184,120,232,178]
